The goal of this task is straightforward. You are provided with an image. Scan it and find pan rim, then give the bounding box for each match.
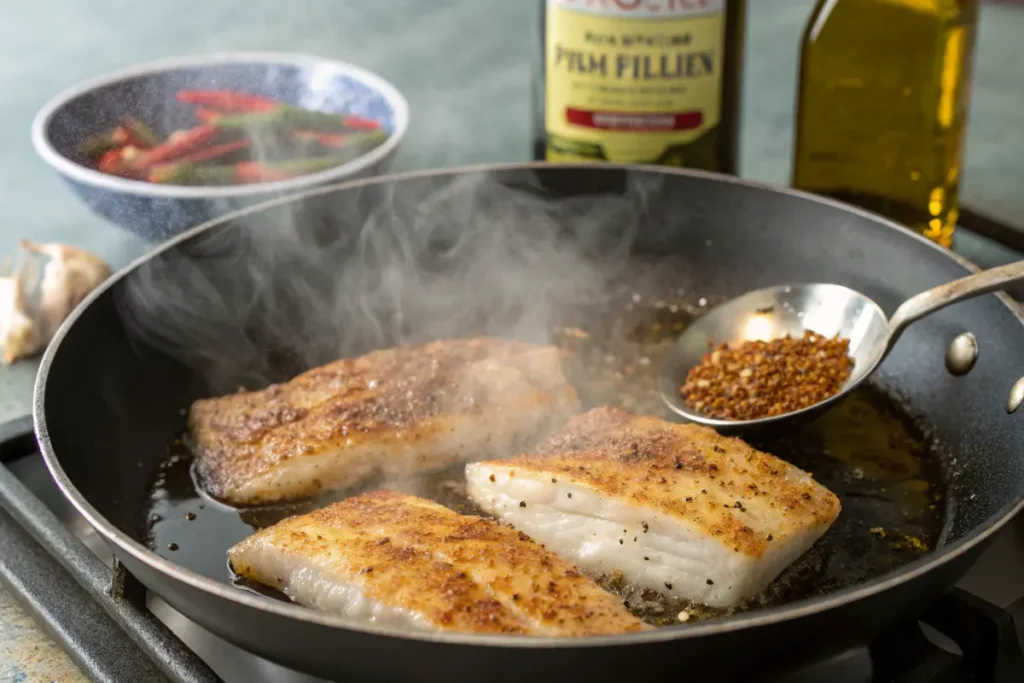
[33,161,1024,649]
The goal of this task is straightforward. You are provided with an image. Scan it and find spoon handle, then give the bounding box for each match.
[887,259,1024,346]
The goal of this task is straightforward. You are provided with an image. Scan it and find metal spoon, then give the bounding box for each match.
[658,259,1024,434]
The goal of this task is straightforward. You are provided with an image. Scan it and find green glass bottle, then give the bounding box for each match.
[792,0,979,247]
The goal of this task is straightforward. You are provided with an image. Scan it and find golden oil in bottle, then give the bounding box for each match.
[533,0,746,174]
[792,0,979,247]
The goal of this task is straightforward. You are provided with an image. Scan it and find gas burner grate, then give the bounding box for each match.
[0,416,218,683]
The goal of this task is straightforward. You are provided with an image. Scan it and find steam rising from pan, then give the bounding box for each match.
[115,170,664,395]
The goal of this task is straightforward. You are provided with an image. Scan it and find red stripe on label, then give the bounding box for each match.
[565,108,703,131]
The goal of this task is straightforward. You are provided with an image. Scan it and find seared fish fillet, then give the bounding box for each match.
[228,490,647,636]
[465,407,841,609]
[190,338,580,505]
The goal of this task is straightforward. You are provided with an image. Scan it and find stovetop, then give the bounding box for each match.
[1,417,1023,683]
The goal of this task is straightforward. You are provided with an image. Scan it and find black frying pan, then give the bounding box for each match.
[35,163,1024,682]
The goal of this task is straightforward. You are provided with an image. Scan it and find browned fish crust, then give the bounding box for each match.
[489,407,841,558]
[189,338,580,505]
[229,491,647,636]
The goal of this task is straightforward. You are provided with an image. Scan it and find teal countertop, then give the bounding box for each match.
[1,1,1023,680]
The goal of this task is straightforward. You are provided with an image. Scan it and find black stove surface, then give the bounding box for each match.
[1,419,1023,683]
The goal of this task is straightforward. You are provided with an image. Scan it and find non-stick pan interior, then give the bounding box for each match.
[39,163,1024,608]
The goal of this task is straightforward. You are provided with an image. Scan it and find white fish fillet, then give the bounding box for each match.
[465,407,842,609]
[190,337,580,505]
[228,490,648,636]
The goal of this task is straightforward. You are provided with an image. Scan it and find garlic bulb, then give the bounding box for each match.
[0,260,40,365]
[20,240,111,345]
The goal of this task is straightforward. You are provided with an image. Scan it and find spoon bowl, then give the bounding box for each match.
[659,283,889,433]
[659,260,1024,434]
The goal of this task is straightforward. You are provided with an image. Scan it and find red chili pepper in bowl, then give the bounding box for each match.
[291,129,349,148]
[193,107,223,123]
[176,90,278,113]
[179,89,383,132]
[96,145,146,177]
[233,162,290,183]
[96,148,127,174]
[131,124,220,170]
[335,114,380,131]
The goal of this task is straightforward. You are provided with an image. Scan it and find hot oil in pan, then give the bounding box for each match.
[146,283,945,626]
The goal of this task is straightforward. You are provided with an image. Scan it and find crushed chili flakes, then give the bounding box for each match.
[680,330,854,420]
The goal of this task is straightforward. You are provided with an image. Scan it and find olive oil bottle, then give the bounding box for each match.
[532,0,746,174]
[792,0,979,247]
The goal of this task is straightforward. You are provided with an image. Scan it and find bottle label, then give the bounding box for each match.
[544,0,726,164]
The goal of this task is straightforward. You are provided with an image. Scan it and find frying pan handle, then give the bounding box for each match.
[887,259,1024,348]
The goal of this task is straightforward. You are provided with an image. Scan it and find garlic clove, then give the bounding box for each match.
[0,260,41,365]
[20,240,111,344]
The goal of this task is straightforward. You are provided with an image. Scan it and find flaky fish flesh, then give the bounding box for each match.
[465,407,841,609]
[228,490,647,636]
[190,338,580,505]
